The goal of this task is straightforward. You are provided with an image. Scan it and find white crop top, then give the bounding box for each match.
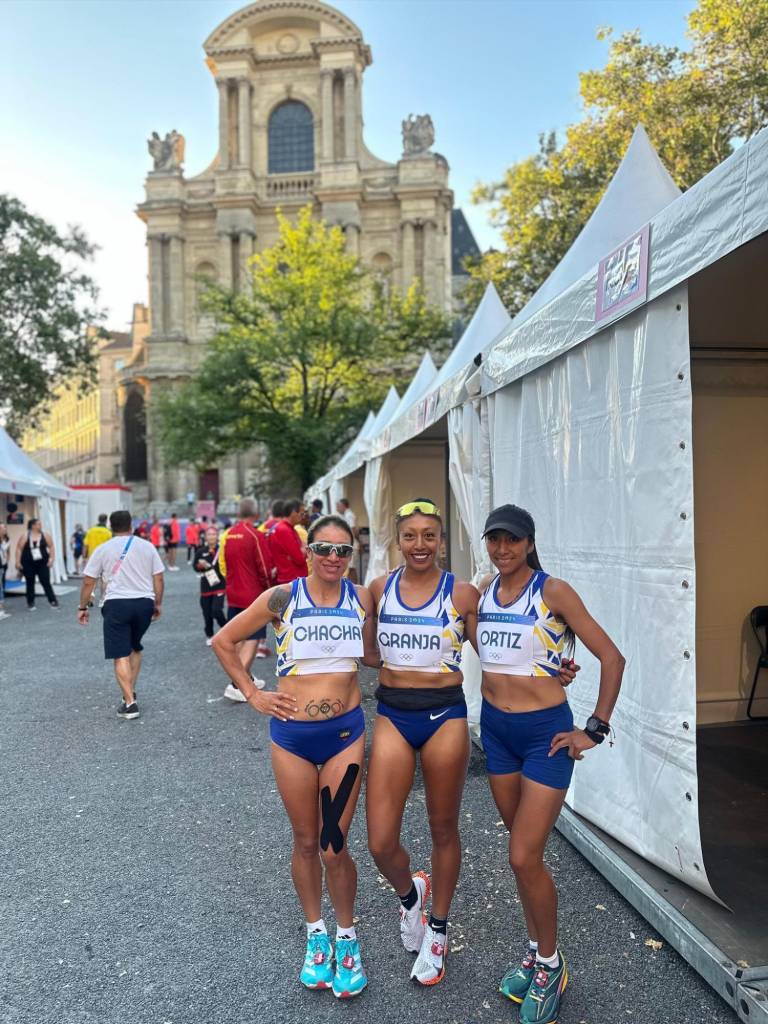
[477,570,566,676]
[377,568,464,674]
[274,577,365,676]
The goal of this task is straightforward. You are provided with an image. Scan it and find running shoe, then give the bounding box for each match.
[206,638,213,647]
[300,931,334,990]
[117,701,140,720]
[411,924,446,986]
[332,937,367,998]
[399,871,431,952]
[500,948,537,1003]
[255,642,271,659]
[223,683,247,703]
[519,954,568,1024]
[0,610,11,620]
[250,673,266,690]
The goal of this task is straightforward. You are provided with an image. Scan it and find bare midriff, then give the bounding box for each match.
[379,666,465,690]
[481,671,567,714]
[277,671,361,721]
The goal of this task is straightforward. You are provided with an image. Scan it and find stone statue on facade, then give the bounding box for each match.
[401,114,435,157]
[147,130,185,172]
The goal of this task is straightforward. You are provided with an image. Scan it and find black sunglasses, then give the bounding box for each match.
[308,542,354,558]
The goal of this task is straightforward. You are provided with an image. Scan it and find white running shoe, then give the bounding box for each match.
[223,683,247,703]
[205,638,213,647]
[411,924,447,986]
[0,610,11,620]
[250,674,266,690]
[399,871,431,953]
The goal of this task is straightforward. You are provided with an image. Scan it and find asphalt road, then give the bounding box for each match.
[1,568,737,1024]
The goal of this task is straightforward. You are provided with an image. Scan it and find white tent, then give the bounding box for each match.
[305,125,768,1004]
[0,427,84,582]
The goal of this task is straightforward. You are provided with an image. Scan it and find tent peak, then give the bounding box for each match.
[511,122,681,328]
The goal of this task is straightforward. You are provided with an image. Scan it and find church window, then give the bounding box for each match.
[268,101,314,174]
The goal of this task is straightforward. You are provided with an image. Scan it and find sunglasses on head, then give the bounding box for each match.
[308,541,354,558]
[396,500,442,518]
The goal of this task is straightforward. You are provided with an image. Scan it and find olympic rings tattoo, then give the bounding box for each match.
[305,698,344,719]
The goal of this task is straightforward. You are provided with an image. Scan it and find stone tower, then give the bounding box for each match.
[125,0,456,509]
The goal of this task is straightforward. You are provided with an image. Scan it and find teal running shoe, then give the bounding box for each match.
[299,932,334,990]
[499,948,537,1003]
[332,937,368,999]
[519,954,568,1024]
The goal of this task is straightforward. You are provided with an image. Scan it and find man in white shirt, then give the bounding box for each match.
[77,509,164,720]
[336,497,360,583]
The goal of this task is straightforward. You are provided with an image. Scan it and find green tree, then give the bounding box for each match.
[466,0,768,316]
[156,206,450,492]
[0,195,103,436]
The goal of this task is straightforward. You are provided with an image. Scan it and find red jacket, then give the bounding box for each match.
[170,518,181,543]
[150,523,162,547]
[222,520,274,607]
[269,519,308,584]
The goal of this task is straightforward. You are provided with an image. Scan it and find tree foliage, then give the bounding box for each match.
[156,206,451,491]
[465,0,768,316]
[0,195,103,436]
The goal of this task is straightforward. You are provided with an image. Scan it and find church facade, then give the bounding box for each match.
[121,0,472,509]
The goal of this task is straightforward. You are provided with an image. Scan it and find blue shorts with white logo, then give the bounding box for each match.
[270,705,365,765]
[377,700,468,750]
[480,698,574,789]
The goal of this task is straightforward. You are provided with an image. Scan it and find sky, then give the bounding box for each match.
[2,0,694,329]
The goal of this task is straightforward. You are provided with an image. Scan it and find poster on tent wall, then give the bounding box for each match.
[595,223,650,323]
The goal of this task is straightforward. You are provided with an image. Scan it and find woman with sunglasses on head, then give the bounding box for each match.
[365,498,480,986]
[474,504,623,1024]
[212,514,377,999]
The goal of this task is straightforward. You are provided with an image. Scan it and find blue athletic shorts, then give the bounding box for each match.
[101,598,154,660]
[480,698,574,789]
[270,705,365,765]
[227,604,267,642]
[377,700,468,750]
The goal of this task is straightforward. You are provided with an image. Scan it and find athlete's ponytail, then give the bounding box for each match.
[528,542,575,658]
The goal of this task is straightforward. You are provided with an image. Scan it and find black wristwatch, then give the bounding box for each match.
[584,715,610,744]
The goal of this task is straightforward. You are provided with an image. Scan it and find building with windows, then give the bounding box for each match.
[21,319,139,487]
[120,0,477,509]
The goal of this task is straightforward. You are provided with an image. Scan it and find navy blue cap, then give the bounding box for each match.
[482,504,535,540]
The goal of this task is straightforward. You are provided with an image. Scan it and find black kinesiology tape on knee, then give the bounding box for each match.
[319,764,360,854]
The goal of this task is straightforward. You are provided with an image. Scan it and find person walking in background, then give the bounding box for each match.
[15,518,59,611]
[70,524,85,575]
[77,509,164,720]
[218,498,274,698]
[309,498,324,523]
[194,525,227,646]
[83,514,111,560]
[260,499,285,534]
[166,513,181,571]
[0,524,11,621]
[336,498,360,583]
[150,517,166,565]
[185,517,200,565]
[269,499,308,585]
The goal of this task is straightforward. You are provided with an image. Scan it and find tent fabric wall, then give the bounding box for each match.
[38,494,67,583]
[485,285,717,900]
[363,456,393,584]
[484,127,768,400]
[447,402,495,725]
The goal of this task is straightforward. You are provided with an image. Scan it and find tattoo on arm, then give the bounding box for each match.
[267,587,291,615]
[305,699,344,718]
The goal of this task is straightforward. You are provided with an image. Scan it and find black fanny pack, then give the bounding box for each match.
[375,683,465,712]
